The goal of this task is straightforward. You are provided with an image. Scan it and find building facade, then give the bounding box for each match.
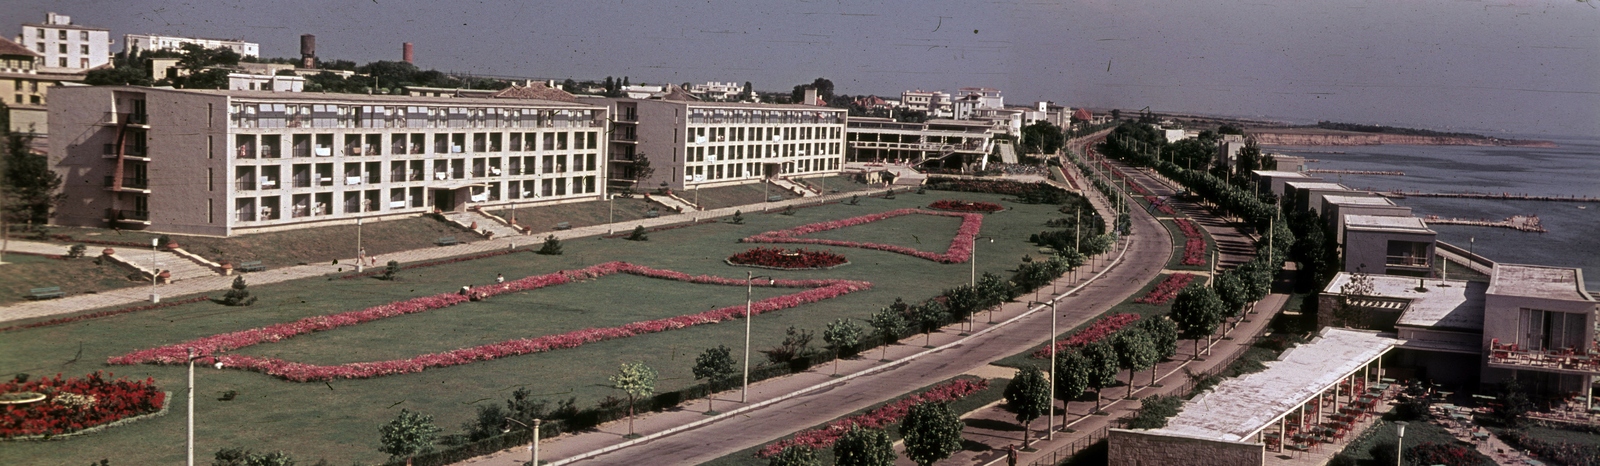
[17,12,110,71]
[586,98,846,191]
[123,34,260,57]
[0,36,85,135]
[845,117,993,169]
[50,86,607,236]
[1341,214,1436,276]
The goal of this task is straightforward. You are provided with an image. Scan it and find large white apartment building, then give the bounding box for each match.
[17,12,110,71]
[50,86,607,236]
[124,34,260,57]
[584,97,846,191]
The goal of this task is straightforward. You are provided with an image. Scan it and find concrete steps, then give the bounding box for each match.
[769,177,819,197]
[997,141,1019,164]
[444,211,521,239]
[112,249,217,282]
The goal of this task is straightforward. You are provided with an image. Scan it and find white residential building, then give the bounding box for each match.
[124,34,259,57]
[687,81,745,101]
[17,12,110,71]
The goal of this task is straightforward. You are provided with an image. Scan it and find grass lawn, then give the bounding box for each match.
[698,375,1010,466]
[0,190,1070,466]
[1335,417,1495,465]
[689,182,802,211]
[0,253,136,304]
[803,210,965,253]
[496,196,657,232]
[1160,218,1215,272]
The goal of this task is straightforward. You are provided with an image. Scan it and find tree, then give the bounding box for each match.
[1003,366,1051,446]
[630,153,655,188]
[761,325,816,365]
[692,345,736,413]
[1020,121,1065,156]
[380,260,401,281]
[1493,378,1532,427]
[1169,284,1225,358]
[1082,341,1120,413]
[742,81,754,101]
[609,361,657,437]
[790,78,835,104]
[822,318,863,375]
[212,447,296,466]
[899,401,964,466]
[1053,351,1091,425]
[626,225,649,241]
[976,272,1014,307]
[537,234,563,255]
[1114,329,1158,399]
[378,409,441,464]
[768,445,821,466]
[2,131,63,226]
[1333,270,1376,329]
[832,425,896,466]
[913,301,949,347]
[221,275,258,306]
[868,307,906,361]
[1139,317,1179,385]
[1212,270,1249,327]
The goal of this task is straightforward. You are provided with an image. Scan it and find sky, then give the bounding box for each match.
[5,0,1597,137]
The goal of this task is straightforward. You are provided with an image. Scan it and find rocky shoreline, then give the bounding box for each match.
[1248,131,1556,147]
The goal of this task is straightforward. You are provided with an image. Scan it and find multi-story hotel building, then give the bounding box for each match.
[50,85,607,236]
[845,117,994,169]
[17,12,111,71]
[585,98,846,191]
[122,34,260,57]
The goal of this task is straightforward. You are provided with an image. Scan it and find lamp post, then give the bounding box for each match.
[355,217,364,272]
[503,417,541,466]
[150,238,160,303]
[743,272,774,403]
[1394,421,1407,466]
[968,236,995,334]
[1029,300,1057,440]
[608,194,616,234]
[186,347,198,466]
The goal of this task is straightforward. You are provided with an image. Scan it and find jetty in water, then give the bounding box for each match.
[1307,168,1405,176]
[1374,190,1599,203]
[1424,215,1547,233]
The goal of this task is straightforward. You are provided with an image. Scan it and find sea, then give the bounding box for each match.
[1264,135,1600,292]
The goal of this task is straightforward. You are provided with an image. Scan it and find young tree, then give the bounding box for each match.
[1212,270,1249,328]
[609,361,657,437]
[822,318,863,376]
[537,234,563,255]
[1139,317,1180,385]
[221,275,258,306]
[913,301,949,347]
[1004,365,1051,446]
[976,272,1014,307]
[1082,341,1120,413]
[2,131,63,227]
[212,447,296,466]
[868,307,906,361]
[631,154,654,188]
[626,225,649,241]
[380,260,401,281]
[1114,329,1159,399]
[1169,284,1225,358]
[378,409,441,465]
[761,326,815,364]
[1053,351,1091,425]
[1333,270,1376,329]
[692,345,736,413]
[768,445,821,466]
[899,401,964,466]
[833,426,896,466]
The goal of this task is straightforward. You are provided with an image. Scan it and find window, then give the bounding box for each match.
[59,44,67,54]
[80,31,88,41]
[36,43,44,53]
[58,30,66,40]
[79,44,88,54]
[1519,309,1590,352]
[58,58,66,67]
[36,29,43,39]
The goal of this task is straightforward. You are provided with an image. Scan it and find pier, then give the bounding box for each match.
[1373,189,1599,203]
[1424,214,1547,233]
[1307,168,1405,176]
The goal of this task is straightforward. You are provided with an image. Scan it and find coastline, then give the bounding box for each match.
[1248,129,1556,147]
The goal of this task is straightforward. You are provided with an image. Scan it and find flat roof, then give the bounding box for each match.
[1489,263,1592,302]
[1343,214,1434,234]
[1284,181,1349,191]
[136,87,602,108]
[1252,170,1313,178]
[1323,272,1485,331]
[1151,328,1398,442]
[1323,195,1395,207]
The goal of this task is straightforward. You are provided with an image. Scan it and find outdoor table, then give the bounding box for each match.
[1380,377,1396,383]
[1451,413,1469,421]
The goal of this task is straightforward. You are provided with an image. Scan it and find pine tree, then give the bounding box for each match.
[221,276,257,306]
[537,234,563,255]
[626,225,648,241]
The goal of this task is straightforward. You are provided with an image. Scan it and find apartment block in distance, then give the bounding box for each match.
[50,85,607,236]
[586,97,846,191]
[123,34,259,57]
[0,36,87,135]
[17,12,110,71]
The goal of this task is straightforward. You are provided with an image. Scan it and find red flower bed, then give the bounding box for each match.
[1174,219,1206,266]
[741,208,983,264]
[1134,273,1196,304]
[727,247,847,270]
[0,296,212,333]
[1145,196,1176,215]
[109,262,871,382]
[927,199,1004,213]
[756,378,988,458]
[1,372,166,439]
[1032,313,1140,359]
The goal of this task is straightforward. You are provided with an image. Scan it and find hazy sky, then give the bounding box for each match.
[6,0,1597,136]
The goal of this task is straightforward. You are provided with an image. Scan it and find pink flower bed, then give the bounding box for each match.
[1134,273,1196,305]
[741,208,983,264]
[108,262,872,382]
[756,378,989,458]
[927,199,1004,213]
[1175,219,1206,266]
[1,372,166,439]
[1145,196,1176,215]
[1031,313,1140,359]
[727,247,848,270]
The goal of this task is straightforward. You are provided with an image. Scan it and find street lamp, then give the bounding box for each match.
[608,194,617,234]
[1028,300,1057,440]
[743,272,775,403]
[150,238,160,303]
[187,347,200,466]
[503,417,541,466]
[355,217,364,273]
[968,236,995,334]
[1394,421,1407,466]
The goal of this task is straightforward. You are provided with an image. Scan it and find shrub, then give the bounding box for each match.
[537,235,563,255]
[220,276,257,306]
[67,244,87,259]
[729,210,744,224]
[626,225,648,241]
[761,326,815,365]
[380,260,400,281]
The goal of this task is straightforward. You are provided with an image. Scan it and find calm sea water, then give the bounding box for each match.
[1266,135,1600,291]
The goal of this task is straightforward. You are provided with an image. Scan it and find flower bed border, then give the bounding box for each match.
[755,378,989,458]
[1,373,168,440]
[1174,219,1206,266]
[1134,273,1197,305]
[109,262,872,382]
[926,199,1005,213]
[1032,313,1141,359]
[740,208,983,264]
[1,392,170,442]
[725,247,850,270]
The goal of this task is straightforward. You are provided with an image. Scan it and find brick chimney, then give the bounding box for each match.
[403,43,414,64]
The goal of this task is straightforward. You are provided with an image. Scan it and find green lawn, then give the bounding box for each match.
[1334,418,1495,465]
[0,190,1070,466]
[0,253,134,304]
[1160,218,1215,272]
[804,211,964,253]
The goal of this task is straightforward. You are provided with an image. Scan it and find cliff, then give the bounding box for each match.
[1249,131,1555,147]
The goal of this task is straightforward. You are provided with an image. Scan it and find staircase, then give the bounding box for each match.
[769,177,819,197]
[646,193,699,213]
[997,141,1019,164]
[444,210,522,238]
[113,249,217,282]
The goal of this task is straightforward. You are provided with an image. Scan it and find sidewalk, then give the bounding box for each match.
[0,188,897,324]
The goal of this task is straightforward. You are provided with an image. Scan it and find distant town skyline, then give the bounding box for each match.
[5,0,1596,137]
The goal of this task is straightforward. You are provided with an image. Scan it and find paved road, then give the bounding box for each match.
[474,140,1172,466]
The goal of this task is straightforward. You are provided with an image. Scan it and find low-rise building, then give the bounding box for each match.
[123,34,259,57]
[1322,195,1411,241]
[17,12,110,72]
[1282,181,1351,215]
[1341,214,1436,276]
[844,117,993,170]
[50,85,607,236]
[899,89,951,118]
[1251,170,1322,199]
[1482,264,1598,397]
[1,36,89,135]
[687,81,744,101]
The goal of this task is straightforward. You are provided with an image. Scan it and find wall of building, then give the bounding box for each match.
[20,23,110,70]
[1325,203,1412,241]
[1343,229,1435,276]
[1108,429,1264,466]
[633,100,683,190]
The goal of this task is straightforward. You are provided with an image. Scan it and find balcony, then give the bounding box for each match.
[1487,339,1600,375]
[1385,255,1430,268]
[103,176,150,192]
[236,180,256,191]
[106,209,151,226]
[103,112,148,126]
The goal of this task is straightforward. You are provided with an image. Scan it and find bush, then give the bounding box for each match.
[220,276,257,306]
[537,235,563,255]
[380,260,400,281]
[626,225,648,241]
[729,210,744,224]
[1125,395,1182,429]
[761,326,814,365]
[66,244,87,259]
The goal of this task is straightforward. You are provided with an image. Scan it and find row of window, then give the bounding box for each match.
[685,108,843,125]
[34,43,89,54]
[229,103,602,130]
[683,157,841,184]
[229,131,601,158]
[32,28,92,41]
[232,177,599,222]
[230,156,602,191]
[680,142,842,163]
[687,125,841,143]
